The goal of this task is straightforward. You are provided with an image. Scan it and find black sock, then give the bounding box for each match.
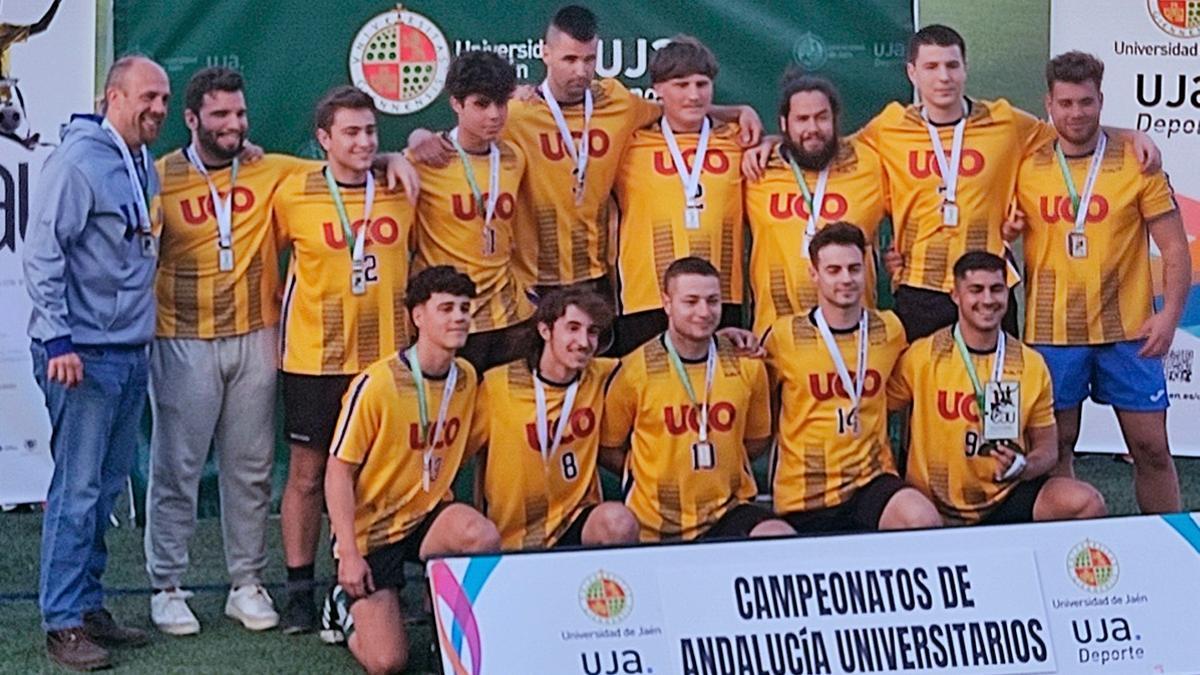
[286,564,315,594]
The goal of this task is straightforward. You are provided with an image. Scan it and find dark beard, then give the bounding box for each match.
[781,134,838,171]
[196,127,244,163]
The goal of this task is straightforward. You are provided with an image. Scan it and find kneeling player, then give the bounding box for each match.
[324,266,500,674]
[765,223,941,533]
[601,258,794,541]
[471,287,639,550]
[887,252,1107,525]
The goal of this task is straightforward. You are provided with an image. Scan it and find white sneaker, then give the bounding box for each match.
[225,584,280,631]
[151,588,201,636]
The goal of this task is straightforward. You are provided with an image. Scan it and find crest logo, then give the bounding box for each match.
[1148,0,1200,38]
[1068,540,1119,593]
[349,7,452,115]
[793,32,828,70]
[580,570,632,624]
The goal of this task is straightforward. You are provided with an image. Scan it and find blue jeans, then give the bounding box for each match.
[31,342,148,632]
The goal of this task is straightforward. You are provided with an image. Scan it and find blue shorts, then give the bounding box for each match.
[1033,341,1168,412]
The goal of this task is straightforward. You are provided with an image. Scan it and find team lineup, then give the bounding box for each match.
[22,5,1191,674]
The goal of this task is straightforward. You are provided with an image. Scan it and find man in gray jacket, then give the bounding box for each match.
[23,54,168,671]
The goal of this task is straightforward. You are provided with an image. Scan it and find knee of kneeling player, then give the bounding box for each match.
[1042,481,1106,520]
[361,649,407,675]
[589,504,640,544]
[459,516,501,553]
[749,518,796,538]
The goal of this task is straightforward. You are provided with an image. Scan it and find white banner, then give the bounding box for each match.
[430,513,1200,675]
[0,1,96,504]
[1050,0,1200,457]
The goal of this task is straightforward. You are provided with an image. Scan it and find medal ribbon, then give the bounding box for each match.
[814,308,869,416]
[539,81,593,203]
[663,333,717,442]
[952,323,1006,422]
[449,127,500,232]
[661,116,711,222]
[784,146,830,249]
[101,117,152,233]
[533,372,581,468]
[323,167,375,265]
[921,99,969,207]
[406,346,459,492]
[1054,132,1106,233]
[184,144,239,255]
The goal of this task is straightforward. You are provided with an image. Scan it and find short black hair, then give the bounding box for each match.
[952,251,1006,280]
[405,265,476,311]
[1046,50,1104,92]
[549,5,597,42]
[314,85,375,132]
[808,221,866,263]
[662,256,720,290]
[649,35,718,84]
[777,70,842,128]
[446,51,517,104]
[908,24,966,64]
[185,67,244,115]
[526,286,613,370]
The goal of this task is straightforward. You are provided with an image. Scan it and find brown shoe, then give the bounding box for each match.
[83,608,150,648]
[46,627,111,671]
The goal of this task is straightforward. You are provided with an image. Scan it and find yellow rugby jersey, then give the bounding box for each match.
[858,99,1054,293]
[764,309,906,513]
[155,152,315,338]
[411,140,533,332]
[469,357,617,550]
[613,120,745,315]
[887,327,1056,524]
[330,354,477,555]
[601,335,769,542]
[1016,137,1176,345]
[745,137,888,333]
[275,167,415,375]
[506,78,662,287]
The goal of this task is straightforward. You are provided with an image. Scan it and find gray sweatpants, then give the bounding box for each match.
[145,327,277,589]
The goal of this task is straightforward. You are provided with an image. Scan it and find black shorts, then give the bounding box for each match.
[552,504,598,549]
[608,303,743,358]
[359,502,452,590]
[780,473,908,534]
[893,285,1019,342]
[460,320,532,374]
[281,372,356,451]
[700,502,778,540]
[980,476,1050,525]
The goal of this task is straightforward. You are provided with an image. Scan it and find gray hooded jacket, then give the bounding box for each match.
[23,114,159,356]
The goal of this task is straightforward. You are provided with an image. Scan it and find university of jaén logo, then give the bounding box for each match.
[349,5,451,115]
[1067,540,1119,593]
[1148,0,1200,38]
[579,570,632,624]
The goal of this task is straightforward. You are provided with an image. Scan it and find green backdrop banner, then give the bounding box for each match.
[113,0,913,517]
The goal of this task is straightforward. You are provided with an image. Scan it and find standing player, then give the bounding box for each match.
[324,266,499,675]
[859,24,1158,341]
[407,6,762,297]
[273,86,416,633]
[601,258,794,542]
[764,223,941,532]
[887,252,1106,525]
[470,287,638,550]
[1010,52,1189,513]
[611,36,747,355]
[745,73,888,334]
[409,51,532,372]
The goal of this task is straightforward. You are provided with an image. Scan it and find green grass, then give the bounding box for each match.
[2,455,1198,673]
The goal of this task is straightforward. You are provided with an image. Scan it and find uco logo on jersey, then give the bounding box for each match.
[1148,0,1200,39]
[349,6,451,115]
[579,570,632,624]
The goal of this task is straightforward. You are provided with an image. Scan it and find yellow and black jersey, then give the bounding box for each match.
[155,152,315,338]
[410,139,533,332]
[330,353,477,555]
[764,309,906,513]
[469,357,617,550]
[613,120,745,315]
[274,167,415,375]
[887,327,1056,524]
[858,98,1054,293]
[601,335,769,542]
[1016,136,1176,345]
[745,137,888,333]
[506,78,661,287]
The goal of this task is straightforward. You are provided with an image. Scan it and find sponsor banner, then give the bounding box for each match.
[1051,1,1200,457]
[430,513,1200,674]
[0,1,95,504]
